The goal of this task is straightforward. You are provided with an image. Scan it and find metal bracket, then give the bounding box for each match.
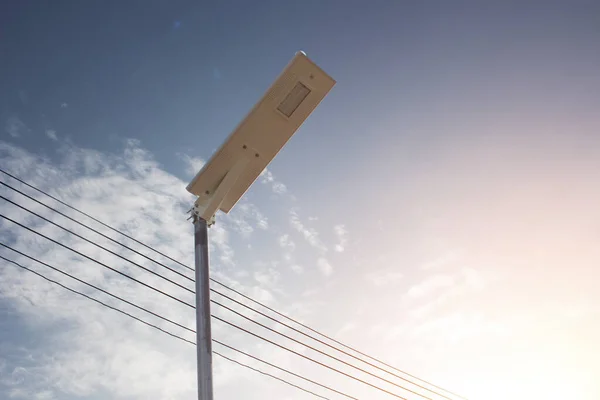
[190,206,216,226]
[187,158,249,226]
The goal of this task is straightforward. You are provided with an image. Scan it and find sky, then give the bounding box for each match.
[1,1,599,399]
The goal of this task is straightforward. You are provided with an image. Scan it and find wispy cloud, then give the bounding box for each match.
[317,257,333,277]
[288,210,327,253]
[259,169,287,195]
[226,202,269,238]
[333,224,348,252]
[407,267,493,320]
[210,223,235,265]
[4,116,27,138]
[177,153,205,178]
[45,130,57,141]
[253,267,280,287]
[278,234,295,251]
[272,182,287,194]
[234,203,268,230]
[0,139,305,399]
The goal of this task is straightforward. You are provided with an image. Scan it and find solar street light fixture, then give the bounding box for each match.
[186,51,335,400]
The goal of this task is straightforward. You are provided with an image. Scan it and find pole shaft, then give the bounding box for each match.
[194,217,213,400]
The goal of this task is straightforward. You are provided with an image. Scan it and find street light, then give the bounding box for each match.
[186,51,335,400]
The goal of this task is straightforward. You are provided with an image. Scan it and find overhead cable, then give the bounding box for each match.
[0,169,466,400]
[0,180,194,281]
[210,287,452,400]
[0,195,194,293]
[1,254,357,400]
[210,279,466,400]
[0,169,195,272]
[1,199,437,400]
[0,230,411,400]
[0,213,195,309]
[0,254,195,345]
[211,298,434,400]
[0,242,194,334]
[212,315,412,400]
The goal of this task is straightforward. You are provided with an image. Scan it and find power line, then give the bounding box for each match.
[211,279,466,400]
[1,194,438,400]
[0,169,466,400]
[213,340,359,400]
[210,288,453,400]
[0,243,194,334]
[0,224,415,400]
[1,254,356,400]
[0,195,195,293]
[1,246,359,399]
[0,213,195,309]
[0,180,194,281]
[212,315,412,400]
[212,298,434,400]
[0,254,196,345]
[0,168,194,272]
[213,351,331,400]
[0,224,408,399]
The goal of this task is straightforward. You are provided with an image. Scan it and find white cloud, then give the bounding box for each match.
[333,224,348,252]
[272,182,287,194]
[317,257,333,277]
[0,140,307,400]
[178,153,205,178]
[228,217,253,237]
[289,210,327,253]
[253,268,280,287]
[407,267,493,321]
[210,223,235,265]
[233,203,269,232]
[278,234,295,251]
[257,219,268,230]
[259,168,287,194]
[45,130,57,141]
[5,116,27,138]
[259,169,274,183]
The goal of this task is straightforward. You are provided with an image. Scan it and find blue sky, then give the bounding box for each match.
[1,1,600,399]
